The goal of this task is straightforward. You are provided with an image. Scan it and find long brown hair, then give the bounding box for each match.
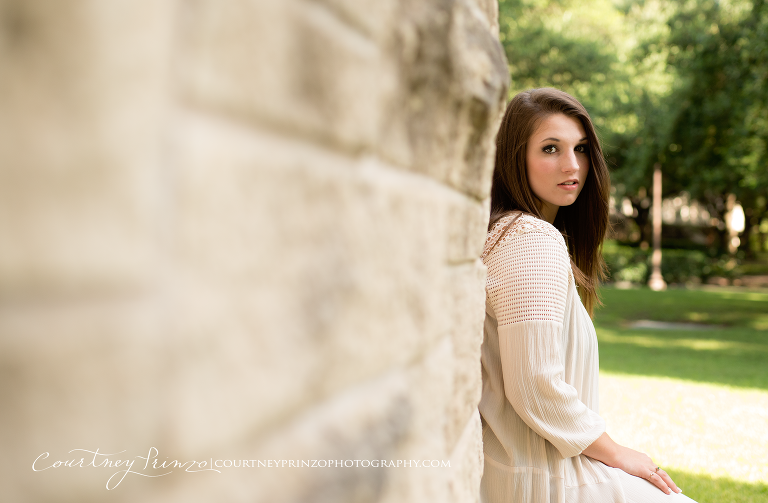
[488,88,611,317]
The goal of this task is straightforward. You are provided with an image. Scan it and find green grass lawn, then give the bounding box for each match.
[594,286,768,390]
[664,469,768,503]
[595,286,768,331]
[594,286,768,503]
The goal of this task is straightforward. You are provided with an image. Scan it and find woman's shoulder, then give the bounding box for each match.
[481,211,568,262]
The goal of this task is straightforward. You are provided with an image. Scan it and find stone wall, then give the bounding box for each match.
[0,0,508,501]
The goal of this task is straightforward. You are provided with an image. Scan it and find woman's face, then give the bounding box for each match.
[525,113,590,223]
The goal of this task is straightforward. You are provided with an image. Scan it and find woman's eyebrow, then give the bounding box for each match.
[538,137,589,143]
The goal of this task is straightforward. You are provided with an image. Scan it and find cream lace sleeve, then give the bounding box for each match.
[483,220,605,459]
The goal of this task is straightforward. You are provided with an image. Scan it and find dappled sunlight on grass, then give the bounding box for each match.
[594,286,768,390]
[684,312,711,322]
[595,287,768,330]
[600,373,768,494]
[752,316,768,331]
[596,325,768,390]
[663,469,768,503]
[598,329,768,352]
[595,287,768,500]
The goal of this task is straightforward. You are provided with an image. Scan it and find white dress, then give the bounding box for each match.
[479,212,698,503]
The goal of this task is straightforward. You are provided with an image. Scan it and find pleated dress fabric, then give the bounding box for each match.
[479,214,625,503]
[479,212,696,503]
[479,213,695,503]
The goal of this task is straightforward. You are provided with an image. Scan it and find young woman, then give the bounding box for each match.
[479,88,697,502]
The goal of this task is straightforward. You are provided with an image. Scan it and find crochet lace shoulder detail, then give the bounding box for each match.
[482,212,572,325]
[481,212,567,261]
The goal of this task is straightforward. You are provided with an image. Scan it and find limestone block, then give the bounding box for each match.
[0,295,169,503]
[377,0,456,183]
[178,0,390,153]
[169,113,449,451]
[379,0,508,199]
[467,0,500,37]
[305,0,398,42]
[140,370,413,503]
[0,2,508,503]
[448,411,484,503]
[443,260,486,451]
[0,0,173,297]
[447,195,491,263]
[446,0,509,199]
[152,340,456,503]
[378,336,454,503]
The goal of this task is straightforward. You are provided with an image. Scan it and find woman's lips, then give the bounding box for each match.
[558,182,579,191]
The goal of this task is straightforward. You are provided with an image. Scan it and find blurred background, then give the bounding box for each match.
[500,0,768,287]
[497,1,768,501]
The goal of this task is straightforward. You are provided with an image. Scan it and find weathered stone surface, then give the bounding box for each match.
[447,195,492,263]
[0,0,507,500]
[449,411,485,503]
[467,0,501,37]
[443,260,487,451]
[379,0,508,198]
[141,370,413,503]
[446,0,509,198]
[167,114,448,451]
[0,0,173,297]
[178,0,390,153]
[378,336,453,503]
[178,0,507,198]
[0,294,169,502]
[306,0,398,42]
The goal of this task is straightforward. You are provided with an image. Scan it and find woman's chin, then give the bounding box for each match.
[551,195,579,207]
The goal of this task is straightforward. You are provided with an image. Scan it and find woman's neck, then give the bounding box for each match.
[540,201,559,224]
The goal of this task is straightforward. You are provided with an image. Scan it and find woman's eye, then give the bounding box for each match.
[543,145,557,154]
[575,144,588,153]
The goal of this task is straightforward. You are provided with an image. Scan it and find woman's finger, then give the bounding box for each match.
[657,469,682,493]
[647,471,672,495]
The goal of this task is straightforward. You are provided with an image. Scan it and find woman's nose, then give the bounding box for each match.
[562,151,580,172]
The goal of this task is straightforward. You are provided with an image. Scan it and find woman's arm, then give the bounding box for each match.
[486,227,683,495]
[487,229,606,458]
[582,432,683,495]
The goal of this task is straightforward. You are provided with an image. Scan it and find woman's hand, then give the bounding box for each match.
[612,445,682,495]
[582,432,682,495]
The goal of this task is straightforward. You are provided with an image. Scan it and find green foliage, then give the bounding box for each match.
[658,0,768,204]
[498,0,768,257]
[602,240,649,283]
[497,0,675,180]
[659,248,711,284]
[497,0,660,156]
[737,261,768,275]
[602,240,743,284]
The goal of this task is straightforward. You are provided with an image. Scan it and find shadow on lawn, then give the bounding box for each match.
[594,287,768,390]
[594,287,768,330]
[664,468,768,503]
[594,326,768,390]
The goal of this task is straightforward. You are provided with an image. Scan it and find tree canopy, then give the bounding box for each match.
[497,0,768,255]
